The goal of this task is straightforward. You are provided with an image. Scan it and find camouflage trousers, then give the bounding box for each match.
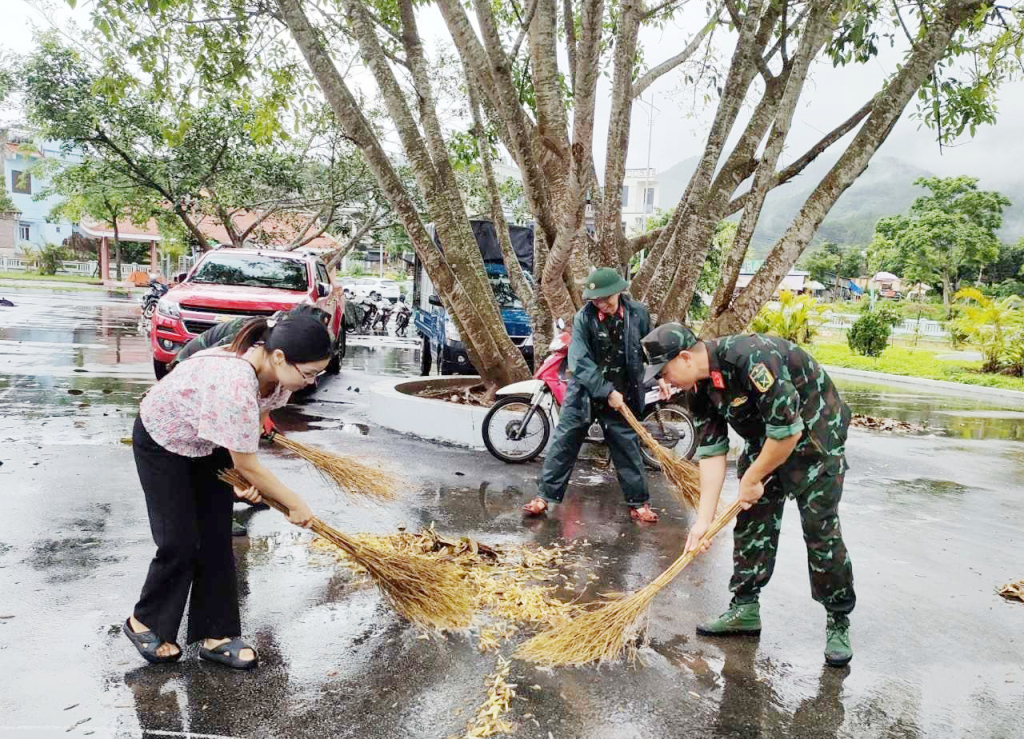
[729,471,855,615]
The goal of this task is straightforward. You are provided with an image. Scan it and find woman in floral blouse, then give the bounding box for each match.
[123,314,331,670]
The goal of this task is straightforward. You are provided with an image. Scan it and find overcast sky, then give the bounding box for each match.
[6,0,1024,192]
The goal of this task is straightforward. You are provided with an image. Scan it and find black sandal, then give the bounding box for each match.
[122,618,182,664]
[199,637,259,670]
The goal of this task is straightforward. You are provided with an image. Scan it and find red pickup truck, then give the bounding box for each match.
[150,248,346,378]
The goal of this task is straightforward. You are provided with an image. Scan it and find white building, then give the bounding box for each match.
[620,167,659,236]
[1,130,79,255]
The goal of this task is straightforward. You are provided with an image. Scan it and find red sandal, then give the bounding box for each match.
[629,503,658,522]
[522,497,548,516]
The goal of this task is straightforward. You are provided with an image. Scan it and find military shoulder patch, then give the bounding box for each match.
[748,362,775,393]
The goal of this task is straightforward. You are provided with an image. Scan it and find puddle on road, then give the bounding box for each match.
[342,339,421,376]
[836,377,1024,441]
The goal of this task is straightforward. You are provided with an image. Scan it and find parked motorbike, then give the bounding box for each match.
[357,296,378,334]
[394,297,411,337]
[481,326,697,468]
[372,298,393,334]
[140,279,169,320]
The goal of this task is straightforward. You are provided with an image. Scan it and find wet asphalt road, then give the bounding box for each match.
[0,287,1022,739]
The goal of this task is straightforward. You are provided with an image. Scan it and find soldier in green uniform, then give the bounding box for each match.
[641,323,855,666]
[523,267,657,522]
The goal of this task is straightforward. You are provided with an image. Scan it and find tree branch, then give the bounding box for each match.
[632,5,720,99]
[723,97,875,216]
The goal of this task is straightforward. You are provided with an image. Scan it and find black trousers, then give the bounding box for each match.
[131,416,240,645]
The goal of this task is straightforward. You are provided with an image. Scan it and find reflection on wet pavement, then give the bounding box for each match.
[2,290,1024,739]
[836,377,1024,440]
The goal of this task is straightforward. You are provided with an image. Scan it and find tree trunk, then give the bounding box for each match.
[702,0,984,337]
[276,0,529,389]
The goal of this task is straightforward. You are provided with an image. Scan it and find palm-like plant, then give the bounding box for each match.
[950,288,1023,372]
[749,291,828,345]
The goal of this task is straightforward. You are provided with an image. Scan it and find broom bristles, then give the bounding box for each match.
[270,432,400,501]
[219,469,473,631]
[619,405,701,511]
[515,500,744,666]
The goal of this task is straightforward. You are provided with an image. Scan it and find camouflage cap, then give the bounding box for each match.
[641,322,699,384]
[582,267,629,299]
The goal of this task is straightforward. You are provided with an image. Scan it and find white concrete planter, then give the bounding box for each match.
[369,376,490,449]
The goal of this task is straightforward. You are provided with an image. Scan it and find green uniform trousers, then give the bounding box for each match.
[537,401,649,507]
[730,471,855,615]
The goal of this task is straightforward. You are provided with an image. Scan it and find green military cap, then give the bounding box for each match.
[641,322,699,384]
[582,267,629,299]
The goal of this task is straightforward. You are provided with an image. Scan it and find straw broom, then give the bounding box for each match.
[264,429,399,500]
[618,404,701,511]
[515,499,743,666]
[219,469,473,631]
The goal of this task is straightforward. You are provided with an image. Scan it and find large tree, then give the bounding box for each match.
[17,33,388,258]
[78,0,1020,388]
[869,176,1010,304]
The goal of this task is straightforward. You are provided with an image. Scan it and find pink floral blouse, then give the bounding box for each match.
[140,349,292,457]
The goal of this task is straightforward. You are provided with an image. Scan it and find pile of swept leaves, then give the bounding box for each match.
[998,579,1024,602]
[311,527,593,738]
[851,414,930,433]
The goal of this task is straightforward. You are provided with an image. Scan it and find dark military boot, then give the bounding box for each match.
[696,601,761,636]
[824,613,852,666]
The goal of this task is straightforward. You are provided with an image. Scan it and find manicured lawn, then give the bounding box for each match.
[0,271,103,285]
[809,341,1024,392]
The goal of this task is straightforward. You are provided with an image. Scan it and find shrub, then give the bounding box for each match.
[19,243,67,276]
[749,290,827,344]
[848,312,891,356]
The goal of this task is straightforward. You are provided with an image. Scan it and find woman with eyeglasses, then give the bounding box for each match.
[124,314,330,670]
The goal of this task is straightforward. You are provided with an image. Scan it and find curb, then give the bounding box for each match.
[369,376,489,449]
[823,365,1024,403]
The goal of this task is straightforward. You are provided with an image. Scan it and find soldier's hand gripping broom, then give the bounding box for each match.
[515,498,743,666]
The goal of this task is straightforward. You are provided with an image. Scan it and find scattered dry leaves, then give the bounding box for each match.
[998,579,1024,602]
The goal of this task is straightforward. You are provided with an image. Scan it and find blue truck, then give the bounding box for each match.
[414,220,534,376]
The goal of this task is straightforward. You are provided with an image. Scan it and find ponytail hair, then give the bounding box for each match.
[228,314,332,363]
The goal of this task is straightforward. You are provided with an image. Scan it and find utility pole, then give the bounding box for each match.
[634,93,660,259]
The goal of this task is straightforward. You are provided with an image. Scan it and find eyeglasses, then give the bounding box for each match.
[290,363,327,382]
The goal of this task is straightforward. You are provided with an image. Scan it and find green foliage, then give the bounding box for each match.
[19,243,67,275]
[873,302,903,328]
[18,31,386,250]
[749,290,827,345]
[810,342,1024,392]
[848,312,891,357]
[950,287,1023,373]
[799,241,866,285]
[868,176,1010,303]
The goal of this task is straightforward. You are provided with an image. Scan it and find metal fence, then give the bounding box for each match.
[822,312,948,338]
[0,256,151,277]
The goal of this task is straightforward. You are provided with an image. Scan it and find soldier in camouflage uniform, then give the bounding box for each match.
[524,267,657,522]
[641,323,855,666]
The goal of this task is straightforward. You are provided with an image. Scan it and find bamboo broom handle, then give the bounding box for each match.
[618,404,659,450]
[220,469,365,558]
[645,499,745,590]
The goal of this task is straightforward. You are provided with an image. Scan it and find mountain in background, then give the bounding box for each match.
[655,154,1024,256]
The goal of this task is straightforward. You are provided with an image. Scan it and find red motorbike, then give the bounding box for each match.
[481,327,697,465]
